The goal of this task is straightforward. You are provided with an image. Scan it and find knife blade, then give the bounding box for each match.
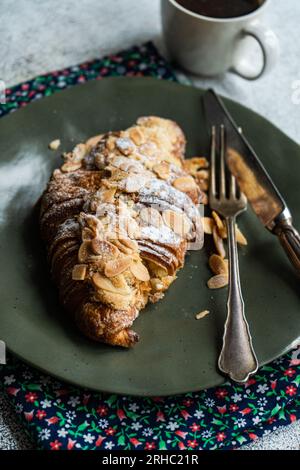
[203,89,300,273]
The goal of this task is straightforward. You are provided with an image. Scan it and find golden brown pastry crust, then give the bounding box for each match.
[40,116,204,347]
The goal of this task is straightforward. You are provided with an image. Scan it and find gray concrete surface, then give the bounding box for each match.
[0,0,299,450]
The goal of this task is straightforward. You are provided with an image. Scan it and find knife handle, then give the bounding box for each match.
[274,218,300,274]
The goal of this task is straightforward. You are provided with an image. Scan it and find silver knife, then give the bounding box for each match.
[203,89,300,274]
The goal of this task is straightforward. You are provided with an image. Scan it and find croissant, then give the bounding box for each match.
[40,116,204,347]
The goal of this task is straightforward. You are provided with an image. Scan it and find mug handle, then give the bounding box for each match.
[231,21,279,80]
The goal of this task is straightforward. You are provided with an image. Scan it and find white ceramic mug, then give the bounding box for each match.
[161,0,279,79]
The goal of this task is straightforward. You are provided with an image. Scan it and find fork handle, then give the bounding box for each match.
[273,218,300,274]
[218,216,258,383]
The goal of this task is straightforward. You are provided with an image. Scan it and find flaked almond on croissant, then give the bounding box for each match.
[40,116,204,347]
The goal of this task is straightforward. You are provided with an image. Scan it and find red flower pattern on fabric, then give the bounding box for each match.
[286,385,297,396]
[217,432,226,442]
[50,440,62,450]
[105,427,116,436]
[156,411,165,422]
[180,410,191,420]
[129,438,142,448]
[25,392,38,403]
[36,410,47,420]
[95,436,105,447]
[47,416,59,425]
[240,408,252,416]
[187,439,198,449]
[190,423,201,432]
[271,380,277,390]
[97,405,108,416]
[229,404,239,412]
[217,405,227,414]
[145,442,156,450]
[183,399,193,407]
[284,368,296,377]
[215,389,228,399]
[117,409,126,421]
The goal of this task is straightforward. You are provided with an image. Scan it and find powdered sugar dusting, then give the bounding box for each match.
[140,224,180,246]
[139,178,199,222]
[109,155,145,174]
[115,137,135,154]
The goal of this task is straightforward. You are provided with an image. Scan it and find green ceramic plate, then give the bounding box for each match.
[0,77,299,396]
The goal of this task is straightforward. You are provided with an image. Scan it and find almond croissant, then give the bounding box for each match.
[40,117,204,347]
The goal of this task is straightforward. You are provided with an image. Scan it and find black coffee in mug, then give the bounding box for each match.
[176,0,262,19]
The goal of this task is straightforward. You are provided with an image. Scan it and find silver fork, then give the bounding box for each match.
[210,125,258,383]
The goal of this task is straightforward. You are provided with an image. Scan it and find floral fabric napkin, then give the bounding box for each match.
[1,42,300,451]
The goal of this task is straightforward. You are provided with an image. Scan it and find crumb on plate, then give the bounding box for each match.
[48,139,61,150]
[195,310,210,320]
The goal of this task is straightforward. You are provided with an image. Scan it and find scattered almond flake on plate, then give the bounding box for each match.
[195,310,210,320]
[209,254,228,275]
[210,210,248,246]
[207,274,228,289]
[236,226,248,245]
[212,210,227,238]
[212,225,226,258]
[202,217,214,235]
[48,139,61,150]
[210,212,248,246]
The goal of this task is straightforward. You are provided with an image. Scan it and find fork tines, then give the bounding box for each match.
[209,124,244,211]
